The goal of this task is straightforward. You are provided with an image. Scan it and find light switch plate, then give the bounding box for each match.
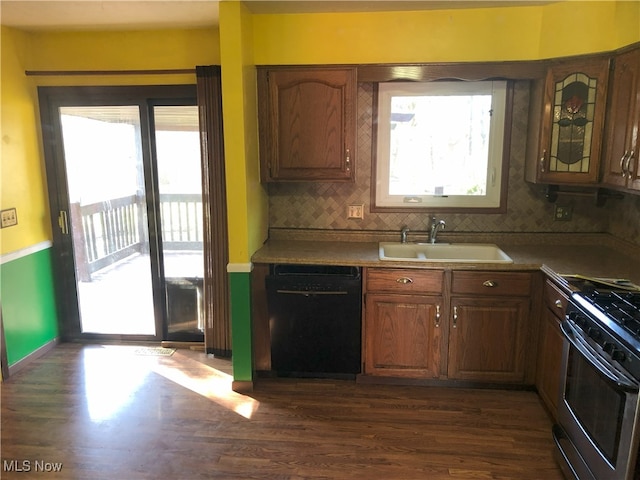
[1,208,18,228]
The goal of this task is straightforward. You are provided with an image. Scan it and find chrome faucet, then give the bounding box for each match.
[400,226,410,243]
[429,217,446,244]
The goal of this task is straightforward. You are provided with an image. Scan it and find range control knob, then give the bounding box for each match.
[587,327,602,341]
[602,342,615,355]
[612,350,627,363]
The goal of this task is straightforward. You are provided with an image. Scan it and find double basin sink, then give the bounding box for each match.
[379,242,513,264]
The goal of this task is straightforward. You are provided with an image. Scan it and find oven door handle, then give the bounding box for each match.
[561,320,639,394]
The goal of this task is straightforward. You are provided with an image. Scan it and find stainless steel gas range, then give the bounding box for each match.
[554,284,640,480]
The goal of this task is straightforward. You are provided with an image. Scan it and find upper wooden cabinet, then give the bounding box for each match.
[257,66,357,182]
[526,56,610,185]
[602,47,640,191]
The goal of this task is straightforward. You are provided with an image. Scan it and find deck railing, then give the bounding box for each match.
[158,193,203,250]
[72,193,203,281]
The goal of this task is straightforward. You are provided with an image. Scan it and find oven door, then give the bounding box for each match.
[555,320,640,480]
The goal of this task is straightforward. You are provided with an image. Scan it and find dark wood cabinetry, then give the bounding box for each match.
[363,268,538,385]
[535,279,569,420]
[363,269,444,378]
[448,272,532,383]
[526,56,610,185]
[602,46,640,191]
[257,66,357,182]
[365,294,443,378]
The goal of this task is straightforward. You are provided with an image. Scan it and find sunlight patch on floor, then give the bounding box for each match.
[82,345,258,421]
[150,353,260,419]
[83,346,150,422]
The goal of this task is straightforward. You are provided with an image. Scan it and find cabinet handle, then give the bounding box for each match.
[482,280,497,288]
[345,148,351,172]
[452,306,458,328]
[539,150,546,173]
[625,151,634,178]
[435,305,441,328]
[620,151,629,177]
[555,299,563,309]
[396,277,413,284]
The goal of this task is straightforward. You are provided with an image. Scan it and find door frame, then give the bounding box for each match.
[38,84,199,342]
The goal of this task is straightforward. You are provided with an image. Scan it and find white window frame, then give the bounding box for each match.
[374,80,509,211]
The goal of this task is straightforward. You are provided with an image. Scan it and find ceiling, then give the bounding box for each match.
[0,1,220,31]
[0,0,555,32]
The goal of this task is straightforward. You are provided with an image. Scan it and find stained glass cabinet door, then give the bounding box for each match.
[527,56,610,185]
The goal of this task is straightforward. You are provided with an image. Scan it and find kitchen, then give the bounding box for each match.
[2,1,640,479]
[247,5,640,479]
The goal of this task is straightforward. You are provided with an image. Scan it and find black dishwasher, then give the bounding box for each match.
[266,264,362,379]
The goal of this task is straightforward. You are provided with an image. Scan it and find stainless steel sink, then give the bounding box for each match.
[379,242,513,264]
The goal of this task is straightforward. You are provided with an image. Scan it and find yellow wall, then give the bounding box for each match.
[252,1,639,65]
[219,2,268,265]
[1,27,50,254]
[27,28,218,78]
[539,1,640,58]
[253,6,543,64]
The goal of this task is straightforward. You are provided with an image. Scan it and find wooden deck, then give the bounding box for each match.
[1,344,564,479]
[77,251,203,336]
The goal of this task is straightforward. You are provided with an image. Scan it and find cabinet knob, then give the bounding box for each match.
[452,306,458,328]
[435,305,441,328]
[555,299,563,309]
[396,277,413,284]
[482,280,497,288]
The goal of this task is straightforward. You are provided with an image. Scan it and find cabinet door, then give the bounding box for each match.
[448,297,529,383]
[535,307,564,420]
[602,48,640,190]
[536,279,569,420]
[258,67,356,182]
[364,294,442,378]
[528,57,610,184]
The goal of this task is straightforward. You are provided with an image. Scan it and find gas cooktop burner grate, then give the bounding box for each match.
[580,290,640,338]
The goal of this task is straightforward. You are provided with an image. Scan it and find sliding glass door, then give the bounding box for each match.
[39,86,203,342]
[59,105,156,335]
[153,105,204,341]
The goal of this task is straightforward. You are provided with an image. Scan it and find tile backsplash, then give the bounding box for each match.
[268,82,638,246]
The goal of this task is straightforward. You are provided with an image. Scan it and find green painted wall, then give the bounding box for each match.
[1,248,59,366]
[228,270,253,383]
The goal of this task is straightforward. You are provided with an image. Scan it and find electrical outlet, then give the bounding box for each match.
[554,205,573,221]
[0,208,18,228]
[347,204,364,220]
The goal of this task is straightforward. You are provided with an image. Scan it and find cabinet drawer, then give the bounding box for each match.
[452,271,532,297]
[544,279,569,319]
[366,268,443,294]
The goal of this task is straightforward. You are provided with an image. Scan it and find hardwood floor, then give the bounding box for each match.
[1,344,564,479]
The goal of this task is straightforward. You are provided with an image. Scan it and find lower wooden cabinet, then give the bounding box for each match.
[535,279,569,419]
[447,297,529,383]
[364,294,443,378]
[363,268,537,386]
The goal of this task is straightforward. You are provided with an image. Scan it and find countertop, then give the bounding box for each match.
[251,230,640,288]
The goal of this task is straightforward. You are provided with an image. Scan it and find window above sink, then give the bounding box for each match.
[373,80,512,213]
